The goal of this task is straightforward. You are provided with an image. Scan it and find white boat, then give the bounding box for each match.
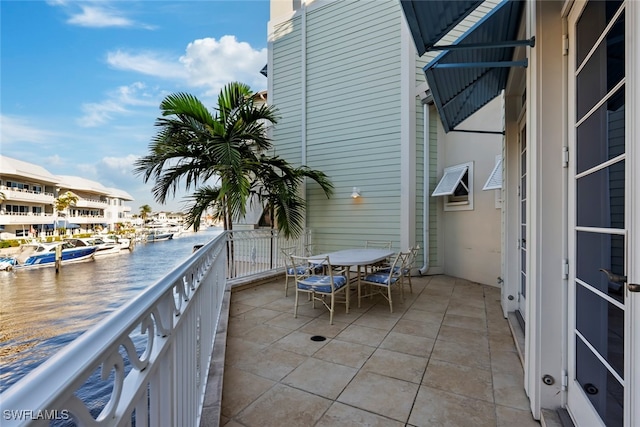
[64,237,122,257]
[144,221,183,238]
[95,234,133,251]
[145,231,174,242]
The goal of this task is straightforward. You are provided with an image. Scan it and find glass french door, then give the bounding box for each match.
[518,119,527,321]
[567,1,632,426]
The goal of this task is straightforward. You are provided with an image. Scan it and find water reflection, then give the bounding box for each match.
[0,229,222,393]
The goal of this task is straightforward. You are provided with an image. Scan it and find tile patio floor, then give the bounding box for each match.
[219,274,541,426]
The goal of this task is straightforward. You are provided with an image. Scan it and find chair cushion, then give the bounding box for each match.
[297,275,347,293]
[378,266,410,275]
[363,273,398,286]
[288,266,308,275]
[288,264,323,275]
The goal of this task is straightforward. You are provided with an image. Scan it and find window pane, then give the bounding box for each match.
[576,338,623,427]
[576,89,624,174]
[576,284,624,376]
[577,160,625,229]
[576,231,624,304]
[576,1,623,67]
[576,13,625,121]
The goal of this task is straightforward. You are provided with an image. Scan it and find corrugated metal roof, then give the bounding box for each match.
[400,0,484,56]
[423,0,526,132]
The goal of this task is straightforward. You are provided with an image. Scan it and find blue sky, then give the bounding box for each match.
[1,0,270,213]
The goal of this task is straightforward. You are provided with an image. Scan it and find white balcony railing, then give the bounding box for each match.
[75,199,108,209]
[0,232,228,427]
[0,186,55,203]
[0,229,309,427]
[227,228,311,279]
[0,212,54,225]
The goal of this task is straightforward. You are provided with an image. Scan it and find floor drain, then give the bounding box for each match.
[310,335,326,342]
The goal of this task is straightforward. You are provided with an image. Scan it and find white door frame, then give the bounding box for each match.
[626,0,640,424]
[518,114,528,320]
[566,1,638,425]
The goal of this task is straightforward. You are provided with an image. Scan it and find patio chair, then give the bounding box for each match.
[377,245,418,294]
[364,240,394,274]
[358,251,408,313]
[282,246,324,297]
[290,255,349,325]
[364,240,393,250]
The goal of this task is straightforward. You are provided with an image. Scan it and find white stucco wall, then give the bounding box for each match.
[437,96,503,286]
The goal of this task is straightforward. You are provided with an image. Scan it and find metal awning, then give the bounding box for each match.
[400,0,484,56]
[403,0,533,133]
[432,164,469,197]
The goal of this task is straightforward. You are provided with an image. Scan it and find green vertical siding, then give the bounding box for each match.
[271,16,303,165]
[270,0,434,255]
[303,0,403,252]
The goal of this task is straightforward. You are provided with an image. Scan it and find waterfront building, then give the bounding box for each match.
[268,0,503,291]
[0,155,134,239]
[267,0,640,425]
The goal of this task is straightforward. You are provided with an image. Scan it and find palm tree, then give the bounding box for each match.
[135,82,333,239]
[54,191,79,235]
[139,204,152,222]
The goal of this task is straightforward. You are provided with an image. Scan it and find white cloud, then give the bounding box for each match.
[77,82,160,127]
[105,35,267,97]
[47,1,154,29]
[0,115,56,145]
[107,51,187,80]
[180,36,268,96]
[68,4,134,27]
[46,155,65,166]
[101,154,139,174]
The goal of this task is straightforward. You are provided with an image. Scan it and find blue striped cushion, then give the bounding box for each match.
[288,264,323,275]
[363,273,398,286]
[297,275,347,293]
[378,266,409,275]
[288,266,308,275]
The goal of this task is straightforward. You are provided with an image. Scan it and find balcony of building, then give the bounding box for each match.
[0,232,551,427]
[74,197,109,209]
[0,211,54,225]
[204,274,541,427]
[0,185,55,204]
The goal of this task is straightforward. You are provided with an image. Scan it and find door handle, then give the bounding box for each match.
[600,268,640,292]
[599,268,626,284]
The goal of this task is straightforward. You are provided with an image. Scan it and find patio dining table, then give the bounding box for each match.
[309,248,395,307]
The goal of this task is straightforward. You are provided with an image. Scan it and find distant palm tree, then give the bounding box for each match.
[54,191,78,214]
[135,82,333,239]
[54,191,79,235]
[139,204,152,222]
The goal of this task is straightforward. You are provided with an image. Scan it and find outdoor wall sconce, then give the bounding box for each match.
[351,187,361,198]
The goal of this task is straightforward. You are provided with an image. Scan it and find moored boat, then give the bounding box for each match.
[7,242,96,270]
[100,234,133,250]
[64,237,121,257]
[0,257,17,271]
[145,232,174,242]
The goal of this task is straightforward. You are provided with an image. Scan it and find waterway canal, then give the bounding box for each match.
[0,229,223,394]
